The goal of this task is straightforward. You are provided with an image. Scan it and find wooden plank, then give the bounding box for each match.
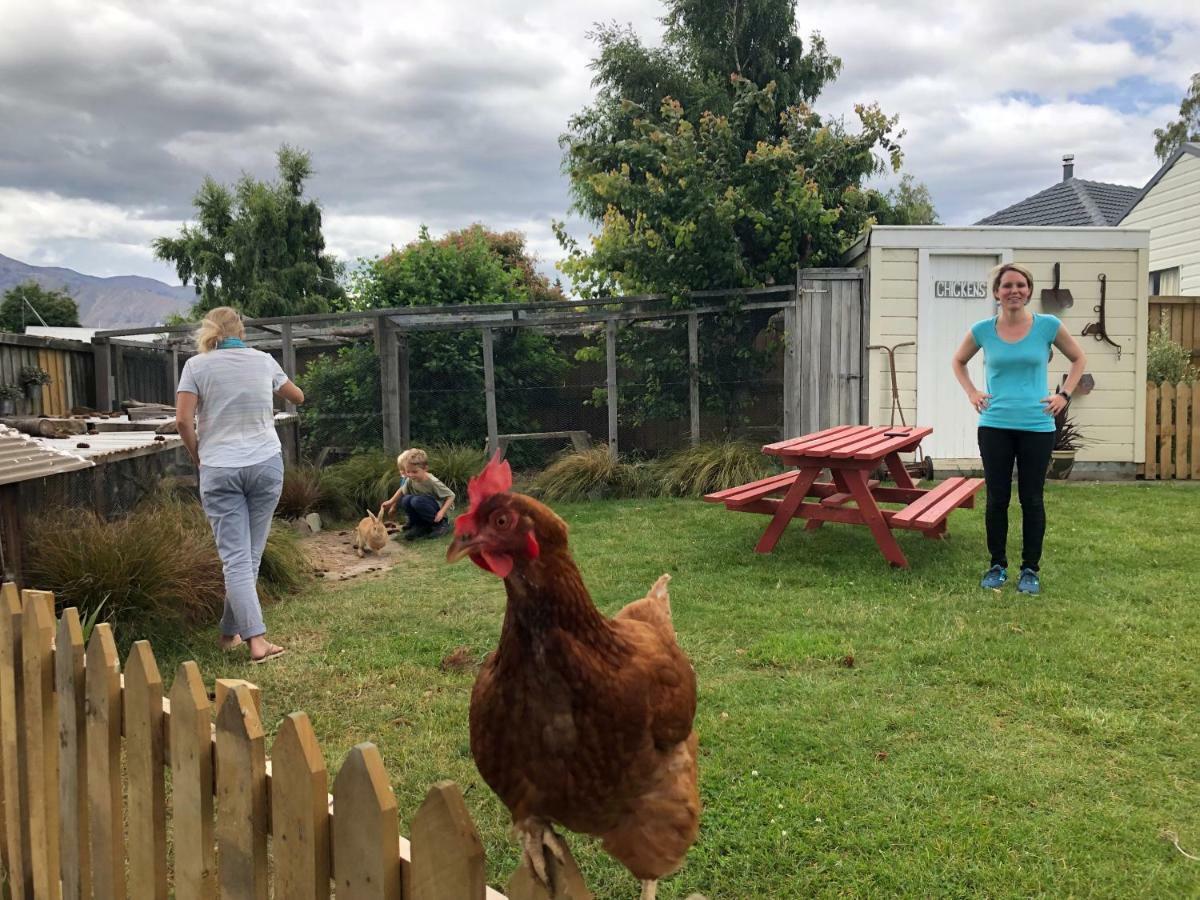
[1160,382,1175,478]
[482,327,498,457]
[754,467,822,554]
[280,323,297,413]
[169,662,216,900]
[1145,382,1158,479]
[606,319,618,454]
[125,641,168,899]
[215,683,268,900]
[376,318,401,456]
[703,471,801,505]
[22,588,59,899]
[271,713,331,900]
[332,743,401,900]
[86,623,125,899]
[1193,381,1200,480]
[1176,382,1191,479]
[410,781,486,900]
[688,312,700,446]
[0,582,31,896]
[908,479,985,529]
[398,332,411,449]
[891,478,967,525]
[56,608,89,900]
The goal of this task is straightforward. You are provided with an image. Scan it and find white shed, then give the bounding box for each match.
[1119,142,1200,295]
[843,226,1150,476]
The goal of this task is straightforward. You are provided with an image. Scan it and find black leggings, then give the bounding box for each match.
[977,427,1056,571]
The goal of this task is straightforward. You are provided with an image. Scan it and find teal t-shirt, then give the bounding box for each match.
[969,313,1061,432]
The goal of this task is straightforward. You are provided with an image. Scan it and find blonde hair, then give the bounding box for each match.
[990,263,1035,300]
[195,306,246,353]
[398,448,428,471]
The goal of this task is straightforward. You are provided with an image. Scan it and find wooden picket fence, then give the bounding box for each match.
[0,582,619,900]
[1144,381,1200,480]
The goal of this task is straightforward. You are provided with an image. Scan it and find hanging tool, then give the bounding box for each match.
[867,341,931,480]
[1082,273,1122,359]
[1040,261,1074,309]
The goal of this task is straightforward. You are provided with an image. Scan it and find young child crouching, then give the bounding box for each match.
[381,448,455,540]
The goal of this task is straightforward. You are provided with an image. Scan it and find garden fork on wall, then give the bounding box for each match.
[867,341,932,480]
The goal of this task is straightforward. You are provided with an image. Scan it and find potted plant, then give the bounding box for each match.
[0,384,23,416]
[1048,406,1087,479]
[19,365,52,410]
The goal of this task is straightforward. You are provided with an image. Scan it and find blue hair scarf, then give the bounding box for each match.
[218,337,248,349]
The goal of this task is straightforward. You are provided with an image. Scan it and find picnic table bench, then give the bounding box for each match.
[705,425,983,568]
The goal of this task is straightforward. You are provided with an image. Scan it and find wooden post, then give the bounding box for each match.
[170,662,216,900]
[0,483,21,582]
[377,317,401,456]
[482,327,498,456]
[216,684,268,900]
[281,322,297,413]
[688,312,700,446]
[0,582,31,896]
[271,713,331,900]
[22,589,59,899]
[170,348,180,396]
[783,274,801,438]
[56,609,89,900]
[398,331,411,450]
[86,623,125,899]
[93,339,113,412]
[113,343,126,408]
[125,641,168,898]
[410,782,486,900]
[606,318,618,455]
[332,743,401,900]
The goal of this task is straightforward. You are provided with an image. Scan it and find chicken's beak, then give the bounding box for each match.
[445,533,477,564]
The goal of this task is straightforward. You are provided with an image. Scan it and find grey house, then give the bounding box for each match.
[975,155,1141,227]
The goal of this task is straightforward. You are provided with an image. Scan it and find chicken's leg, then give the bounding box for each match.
[516,817,568,888]
[640,879,658,900]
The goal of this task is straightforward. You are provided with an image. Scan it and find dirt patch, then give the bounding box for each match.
[301,523,409,582]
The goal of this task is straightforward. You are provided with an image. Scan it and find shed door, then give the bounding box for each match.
[917,253,999,458]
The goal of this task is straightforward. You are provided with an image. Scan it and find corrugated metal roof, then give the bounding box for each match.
[0,424,94,486]
[38,429,183,462]
[975,178,1141,226]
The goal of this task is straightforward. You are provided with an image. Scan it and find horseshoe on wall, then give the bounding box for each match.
[1081,273,1122,360]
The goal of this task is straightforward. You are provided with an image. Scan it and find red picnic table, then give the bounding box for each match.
[704,425,984,568]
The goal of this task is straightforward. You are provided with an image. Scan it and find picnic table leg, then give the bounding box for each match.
[884,452,917,489]
[754,467,821,554]
[805,470,853,531]
[842,468,909,568]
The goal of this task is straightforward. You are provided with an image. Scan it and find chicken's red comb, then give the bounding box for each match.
[454,451,512,536]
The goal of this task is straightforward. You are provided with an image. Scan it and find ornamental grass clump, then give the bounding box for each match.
[278,464,326,519]
[654,440,777,497]
[424,443,488,497]
[319,449,398,520]
[26,492,311,648]
[529,447,652,501]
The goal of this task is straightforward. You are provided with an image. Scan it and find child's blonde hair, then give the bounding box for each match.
[195,306,245,353]
[397,448,429,471]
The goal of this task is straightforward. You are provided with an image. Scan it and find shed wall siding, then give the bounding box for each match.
[1122,154,1200,294]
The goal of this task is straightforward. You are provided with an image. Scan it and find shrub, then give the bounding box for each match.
[278,464,325,519]
[318,449,399,520]
[425,443,488,497]
[25,492,311,648]
[18,365,52,386]
[1147,321,1199,385]
[529,447,651,501]
[654,440,777,497]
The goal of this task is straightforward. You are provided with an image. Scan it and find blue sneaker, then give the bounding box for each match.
[1017,568,1041,595]
[980,565,1007,589]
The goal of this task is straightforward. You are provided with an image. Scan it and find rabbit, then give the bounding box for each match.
[351,506,389,558]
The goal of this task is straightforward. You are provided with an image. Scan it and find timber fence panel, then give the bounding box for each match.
[410,781,487,900]
[169,661,216,900]
[125,640,168,899]
[1145,381,1199,479]
[270,712,331,900]
[86,622,125,899]
[22,589,59,899]
[332,743,402,900]
[56,608,89,900]
[0,582,31,896]
[1160,382,1175,478]
[1177,383,1192,479]
[1145,383,1158,479]
[215,683,269,900]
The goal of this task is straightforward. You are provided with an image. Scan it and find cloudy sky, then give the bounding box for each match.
[1,0,1197,287]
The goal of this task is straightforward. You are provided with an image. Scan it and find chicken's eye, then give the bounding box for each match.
[493,512,510,529]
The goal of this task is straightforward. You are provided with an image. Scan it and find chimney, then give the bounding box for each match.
[1062,153,1075,181]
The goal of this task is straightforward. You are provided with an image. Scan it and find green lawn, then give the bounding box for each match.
[166,482,1200,898]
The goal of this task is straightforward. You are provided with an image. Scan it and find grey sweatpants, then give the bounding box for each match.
[199,454,284,640]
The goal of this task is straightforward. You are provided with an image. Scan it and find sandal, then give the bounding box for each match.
[250,645,287,665]
[220,635,245,652]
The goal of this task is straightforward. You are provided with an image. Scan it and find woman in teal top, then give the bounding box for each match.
[951,263,1087,595]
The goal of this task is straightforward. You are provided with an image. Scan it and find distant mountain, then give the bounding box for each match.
[0,252,196,327]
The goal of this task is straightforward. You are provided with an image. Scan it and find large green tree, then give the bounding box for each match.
[300,226,566,456]
[1153,72,1200,163]
[871,174,940,226]
[0,282,80,333]
[153,146,345,318]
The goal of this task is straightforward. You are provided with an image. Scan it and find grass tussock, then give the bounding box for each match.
[425,443,488,497]
[319,449,399,520]
[278,464,325,519]
[529,447,652,501]
[26,491,311,647]
[655,440,777,496]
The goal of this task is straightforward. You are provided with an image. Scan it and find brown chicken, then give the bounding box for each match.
[446,455,700,900]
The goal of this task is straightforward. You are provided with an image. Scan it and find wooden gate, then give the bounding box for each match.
[784,268,868,436]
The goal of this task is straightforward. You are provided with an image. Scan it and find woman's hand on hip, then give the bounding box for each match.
[967,389,991,413]
[1042,393,1068,416]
